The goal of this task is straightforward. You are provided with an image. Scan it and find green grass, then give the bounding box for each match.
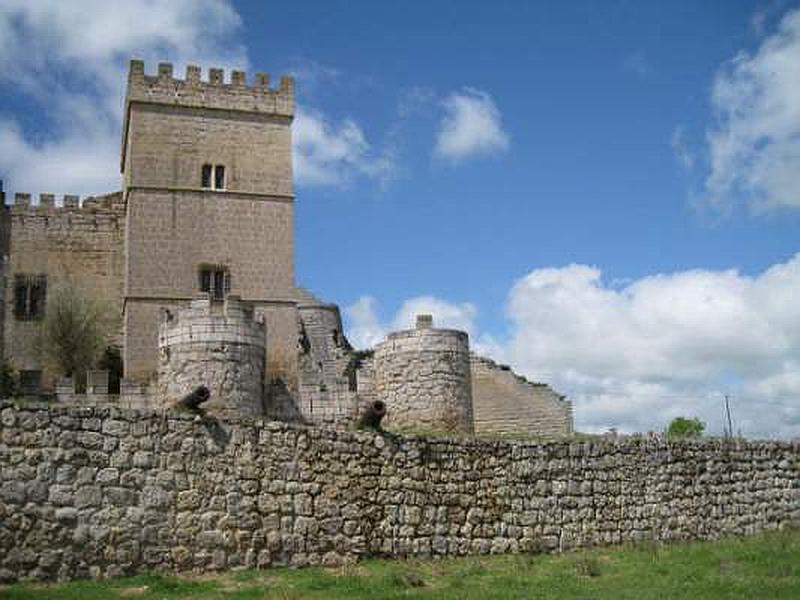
[3,528,799,599]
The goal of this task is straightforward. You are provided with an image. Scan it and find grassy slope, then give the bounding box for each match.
[3,528,798,600]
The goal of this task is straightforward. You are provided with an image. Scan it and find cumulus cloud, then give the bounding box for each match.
[293,107,394,188]
[503,256,800,438]
[434,88,509,162]
[702,8,800,211]
[344,296,388,350]
[344,295,480,350]
[0,0,246,196]
[347,256,800,439]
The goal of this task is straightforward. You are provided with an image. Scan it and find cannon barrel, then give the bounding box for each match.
[176,385,211,411]
[357,400,386,430]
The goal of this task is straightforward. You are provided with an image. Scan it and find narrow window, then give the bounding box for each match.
[13,274,47,320]
[14,276,27,319]
[199,266,230,300]
[214,165,225,190]
[29,276,47,319]
[212,270,225,300]
[200,269,211,294]
[201,164,213,188]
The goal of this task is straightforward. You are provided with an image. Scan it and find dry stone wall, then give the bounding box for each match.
[374,319,473,433]
[2,401,797,583]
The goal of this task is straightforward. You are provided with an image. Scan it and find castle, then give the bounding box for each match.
[0,60,572,437]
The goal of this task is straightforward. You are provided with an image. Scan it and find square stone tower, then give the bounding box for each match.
[121,60,298,391]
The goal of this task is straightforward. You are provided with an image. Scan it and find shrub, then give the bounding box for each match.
[37,280,118,385]
[666,416,705,440]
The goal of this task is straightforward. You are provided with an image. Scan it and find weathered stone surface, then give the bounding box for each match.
[157,296,266,419]
[470,355,572,438]
[0,401,797,583]
[373,318,473,433]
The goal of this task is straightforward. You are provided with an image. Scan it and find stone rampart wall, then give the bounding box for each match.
[1,402,797,583]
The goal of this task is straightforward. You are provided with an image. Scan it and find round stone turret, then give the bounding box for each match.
[373,314,474,433]
[157,295,266,418]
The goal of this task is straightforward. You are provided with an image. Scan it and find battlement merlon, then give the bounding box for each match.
[121,59,294,172]
[9,192,124,212]
[126,59,294,114]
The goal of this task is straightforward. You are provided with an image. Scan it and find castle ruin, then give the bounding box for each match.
[0,60,572,437]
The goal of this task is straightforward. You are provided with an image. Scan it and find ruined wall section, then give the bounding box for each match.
[157,296,265,418]
[0,402,797,582]
[3,193,125,381]
[295,289,360,425]
[374,317,473,433]
[471,355,573,438]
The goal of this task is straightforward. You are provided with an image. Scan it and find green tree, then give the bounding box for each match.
[666,416,705,440]
[37,280,117,388]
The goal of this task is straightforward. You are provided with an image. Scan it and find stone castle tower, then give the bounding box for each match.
[121,61,297,390]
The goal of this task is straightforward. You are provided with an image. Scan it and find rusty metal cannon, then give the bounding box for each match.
[176,385,211,411]
[357,400,386,430]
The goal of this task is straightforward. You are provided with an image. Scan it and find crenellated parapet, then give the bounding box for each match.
[8,191,124,213]
[125,59,294,118]
[7,191,125,235]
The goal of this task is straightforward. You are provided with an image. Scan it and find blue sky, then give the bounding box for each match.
[1,1,799,438]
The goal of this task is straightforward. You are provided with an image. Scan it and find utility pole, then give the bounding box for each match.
[724,394,734,439]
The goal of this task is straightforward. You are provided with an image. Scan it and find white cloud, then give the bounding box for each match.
[346,255,800,439]
[703,8,800,211]
[391,296,478,334]
[503,256,800,439]
[0,1,390,195]
[344,296,388,350]
[0,0,247,196]
[434,88,509,162]
[293,107,394,188]
[344,295,480,350]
